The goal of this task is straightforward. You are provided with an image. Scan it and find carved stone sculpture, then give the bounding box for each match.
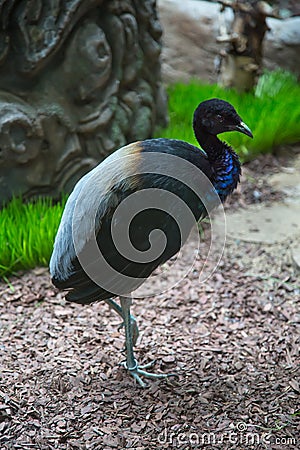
[0,0,167,204]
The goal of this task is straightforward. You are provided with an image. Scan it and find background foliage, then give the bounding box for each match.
[158,70,300,160]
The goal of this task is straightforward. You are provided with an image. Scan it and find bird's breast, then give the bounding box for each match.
[212,151,241,202]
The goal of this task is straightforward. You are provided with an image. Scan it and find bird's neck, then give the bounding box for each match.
[197,133,241,202]
[197,133,226,159]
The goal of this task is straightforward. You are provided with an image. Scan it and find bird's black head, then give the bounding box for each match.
[193,98,253,140]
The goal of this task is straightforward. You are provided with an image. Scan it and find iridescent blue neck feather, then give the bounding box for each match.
[197,134,241,203]
[212,145,241,202]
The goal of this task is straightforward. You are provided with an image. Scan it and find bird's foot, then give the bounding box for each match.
[117,315,139,346]
[121,359,178,388]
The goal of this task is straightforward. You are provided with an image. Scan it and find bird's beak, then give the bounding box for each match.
[235,121,253,139]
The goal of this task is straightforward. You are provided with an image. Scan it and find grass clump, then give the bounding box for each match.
[0,197,66,278]
[157,70,300,160]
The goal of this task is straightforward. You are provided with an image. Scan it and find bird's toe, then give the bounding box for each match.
[121,359,178,387]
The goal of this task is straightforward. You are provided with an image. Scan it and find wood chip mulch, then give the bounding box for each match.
[0,151,299,449]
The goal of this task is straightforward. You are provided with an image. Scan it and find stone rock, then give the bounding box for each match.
[0,0,167,204]
[158,0,223,83]
[265,16,300,75]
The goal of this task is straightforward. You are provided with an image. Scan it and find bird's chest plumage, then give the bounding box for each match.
[210,150,241,202]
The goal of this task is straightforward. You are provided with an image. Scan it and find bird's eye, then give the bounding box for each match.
[216,114,224,122]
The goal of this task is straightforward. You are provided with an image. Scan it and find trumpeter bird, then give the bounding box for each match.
[50,98,253,387]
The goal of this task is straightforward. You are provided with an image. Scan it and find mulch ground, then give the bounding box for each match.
[0,150,299,449]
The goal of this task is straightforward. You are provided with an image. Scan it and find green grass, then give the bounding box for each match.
[0,197,66,278]
[1,70,299,278]
[157,69,300,160]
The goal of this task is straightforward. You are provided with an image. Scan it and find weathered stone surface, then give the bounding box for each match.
[264,15,300,75]
[0,0,167,204]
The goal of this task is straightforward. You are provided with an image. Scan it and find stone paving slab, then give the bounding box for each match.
[221,203,300,244]
[218,152,300,254]
[268,171,300,204]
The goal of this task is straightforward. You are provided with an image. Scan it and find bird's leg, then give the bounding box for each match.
[120,296,137,372]
[120,295,178,388]
[104,298,139,346]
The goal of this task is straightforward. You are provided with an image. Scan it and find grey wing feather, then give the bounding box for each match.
[49,143,140,282]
